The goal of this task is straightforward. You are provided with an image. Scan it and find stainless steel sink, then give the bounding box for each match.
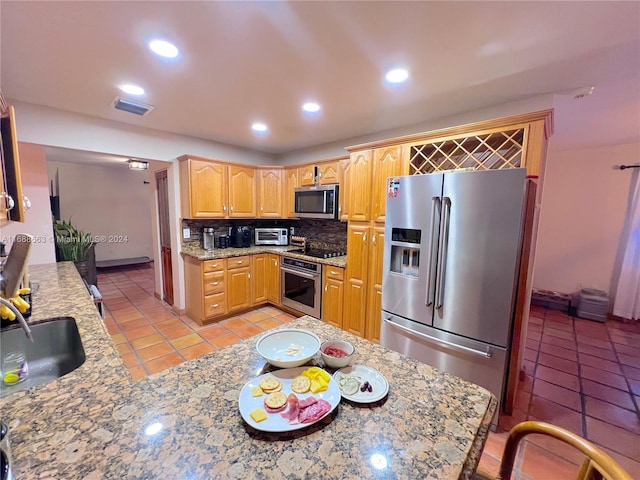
[0,317,86,397]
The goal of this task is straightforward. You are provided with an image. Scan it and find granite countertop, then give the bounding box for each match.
[0,262,495,479]
[181,243,347,268]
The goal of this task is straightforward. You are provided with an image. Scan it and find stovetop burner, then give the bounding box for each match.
[289,248,346,259]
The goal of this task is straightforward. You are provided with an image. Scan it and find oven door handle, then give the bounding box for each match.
[281,266,319,280]
[383,316,493,358]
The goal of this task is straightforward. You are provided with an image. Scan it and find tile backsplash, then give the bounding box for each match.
[182,218,347,249]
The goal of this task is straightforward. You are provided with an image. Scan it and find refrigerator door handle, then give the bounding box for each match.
[425,196,441,306]
[435,196,451,309]
[383,315,493,358]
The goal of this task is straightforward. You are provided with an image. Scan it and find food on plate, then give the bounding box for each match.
[280,393,300,422]
[278,394,332,424]
[249,407,268,423]
[259,376,282,392]
[360,381,373,393]
[251,386,264,397]
[264,391,288,412]
[301,367,331,393]
[323,346,349,358]
[285,344,301,356]
[291,375,311,394]
[337,375,361,395]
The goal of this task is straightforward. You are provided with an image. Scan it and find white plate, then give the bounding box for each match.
[334,365,389,403]
[238,366,341,432]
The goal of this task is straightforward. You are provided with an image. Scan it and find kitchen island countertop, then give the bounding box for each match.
[0,262,494,479]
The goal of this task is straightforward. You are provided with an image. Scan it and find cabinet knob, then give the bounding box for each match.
[230,205,234,212]
[22,195,31,210]
[325,285,328,292]
[363,233,367,242]
[372,235,376,244]
[210,282,219,286]
[248,273,251,279]
[223,204,227,211]
[2,193,15,211]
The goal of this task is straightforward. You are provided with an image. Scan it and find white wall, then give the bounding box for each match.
[47,160,154,263]
[11,101,274,165]
[534,142,639,297]
[1,143,56,265]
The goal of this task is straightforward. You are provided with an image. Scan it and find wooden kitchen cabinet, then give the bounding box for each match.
[365,226,385,343]
[228,165,256,218]
[371,146,407,223]
[348,150,373,223]
[227,255,252,312]
[179,157,228,219]
[184,256,227,324]
[299,164,316,186]
[299,161,339,186]
[256,168,283,218]
[285,167,299,218]
[266,254,280,303]
[322,265,344,328]
[251,254,267,305]
[337,157,351,222]
[343,225,369,337]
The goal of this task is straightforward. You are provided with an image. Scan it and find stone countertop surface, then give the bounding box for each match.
[181,243,348,269]
[0,262,495,479]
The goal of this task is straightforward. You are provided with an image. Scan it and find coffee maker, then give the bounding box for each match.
[202,228,215,251]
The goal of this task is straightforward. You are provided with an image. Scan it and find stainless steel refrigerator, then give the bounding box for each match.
[380,168,527,415]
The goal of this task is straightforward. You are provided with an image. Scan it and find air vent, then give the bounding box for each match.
[112,97,154,116]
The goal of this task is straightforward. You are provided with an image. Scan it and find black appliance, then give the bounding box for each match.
[289,247,346,259]
[229,226,251,248]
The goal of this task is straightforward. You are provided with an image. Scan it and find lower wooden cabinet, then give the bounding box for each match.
[322,266,344,328]
[184,256,227,324]
[266,254,280,304]
[227,256,252,313]
[252,254,267,305]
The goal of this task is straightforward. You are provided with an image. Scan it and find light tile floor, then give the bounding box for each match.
[99,264,640,479]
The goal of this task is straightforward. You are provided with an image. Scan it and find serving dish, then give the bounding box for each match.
[256,329,320,368]
[334,365,389,403]
[238,366,340,432]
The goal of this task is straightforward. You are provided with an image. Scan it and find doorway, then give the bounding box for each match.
[156,170,173,305]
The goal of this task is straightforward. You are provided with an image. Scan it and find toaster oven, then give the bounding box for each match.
[255,228,289,246]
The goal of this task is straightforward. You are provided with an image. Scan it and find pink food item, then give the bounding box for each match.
[323,347,348,358]
[299,399,332,423]
[298,396,318,409]
[280,393,300,423]
[264,403,287,414]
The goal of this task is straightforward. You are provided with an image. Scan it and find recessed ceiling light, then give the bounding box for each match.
[251,122,268,133]
[148,39,179,58]
[302,102,321,113]
[385,68,409,84]
[118,84,145,96]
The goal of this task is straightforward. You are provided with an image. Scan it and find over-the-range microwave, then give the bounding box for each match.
[294,184,338,219]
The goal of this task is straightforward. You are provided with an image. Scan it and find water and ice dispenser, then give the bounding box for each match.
[388,228,421,277]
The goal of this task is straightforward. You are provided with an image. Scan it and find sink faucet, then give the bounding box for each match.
[0,297,33,342]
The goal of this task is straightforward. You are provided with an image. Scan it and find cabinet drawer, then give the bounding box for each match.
[203,259,225,272]
[324,266,344,281]
[203,271,225,294]
[204,292,226,318]
[227,255,250,269]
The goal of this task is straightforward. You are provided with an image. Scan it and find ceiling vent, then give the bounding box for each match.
[112,97,154,116]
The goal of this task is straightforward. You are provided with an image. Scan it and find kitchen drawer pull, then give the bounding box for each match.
[330,270,337,275]
[211,304,219,309]
[383,316,493,358]
[209,282,219,286]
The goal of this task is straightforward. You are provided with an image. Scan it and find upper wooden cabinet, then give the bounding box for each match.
[1,106,26,224]
[371,146,407,223]
[347,150,373,223]
[337,157,351,222]
[228,165,256,218]
[299,164,315,186]
[256,168,283,218]
[284,167,299,218]
[179,157,228,219]
[299,161,339,186]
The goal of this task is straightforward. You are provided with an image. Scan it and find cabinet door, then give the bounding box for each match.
[227,266,251,312]
[348,150,373,222]
[266,254,280,303]
[252,254,267,305]
[337,158,351,222]
[365,227,385,343]
[181,159,228,218]
[343,225,369,337]
[322,267,344,329]
[299,165,315,186]
[228,165,256,217]
[371,146,407,224]
[285,167,299,218]
[0,152,7,224]
[257,169,283,218]
[318,162,338,185]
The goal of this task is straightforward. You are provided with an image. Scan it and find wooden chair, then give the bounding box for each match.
[477,421,632,480]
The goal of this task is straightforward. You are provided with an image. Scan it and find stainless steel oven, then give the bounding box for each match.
[280,256,322,318]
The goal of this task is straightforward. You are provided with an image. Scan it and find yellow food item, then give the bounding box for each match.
[3,372,19,384]
[291,375,311,394]
[0,304,16,321]
[251,386,264,397]
[301,367,331,393]
[249,408,268,423]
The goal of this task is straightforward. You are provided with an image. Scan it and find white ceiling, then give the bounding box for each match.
[2,1,639,159]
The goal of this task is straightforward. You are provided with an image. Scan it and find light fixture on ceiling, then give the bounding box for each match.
[302,102,321,114]
[148,39,179,59]
[118,83,145,96]
[128,159,149,171]
[571,86,595,99]
[385,68,409,84]
[251,122,268,134]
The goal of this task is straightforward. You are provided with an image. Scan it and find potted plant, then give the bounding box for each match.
[53,219,97,285]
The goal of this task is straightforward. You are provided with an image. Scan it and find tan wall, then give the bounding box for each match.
[2,142,56,265]
[534,142,639,297]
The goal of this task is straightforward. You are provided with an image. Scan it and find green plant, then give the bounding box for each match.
[53,219,95,262]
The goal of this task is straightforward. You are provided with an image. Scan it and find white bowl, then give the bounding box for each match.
[320,339,355,369]
[256,329,320,368]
